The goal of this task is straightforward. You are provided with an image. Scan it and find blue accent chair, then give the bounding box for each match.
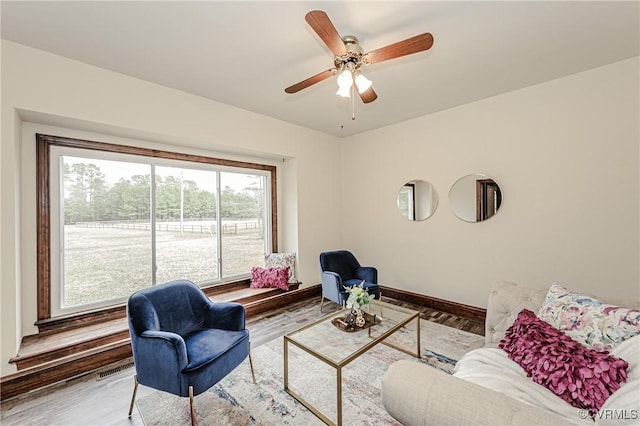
[319,250,381,312]
[126,279,255,425]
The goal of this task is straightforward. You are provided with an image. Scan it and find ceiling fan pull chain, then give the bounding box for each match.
[351,84,356,120]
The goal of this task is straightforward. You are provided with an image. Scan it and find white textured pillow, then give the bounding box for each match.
[264,252,297,283]
[537,283,640,352]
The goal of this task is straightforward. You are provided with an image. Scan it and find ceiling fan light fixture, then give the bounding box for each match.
[354,72,372,93]
[336,85,352,98]
[336,68,353,98]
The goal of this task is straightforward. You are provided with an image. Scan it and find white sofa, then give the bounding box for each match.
[381,281,640,426]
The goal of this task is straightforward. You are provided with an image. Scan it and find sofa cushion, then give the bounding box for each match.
[454,348,591,424]
[538,282,640,352]
[386,359,578,426]
[500,309,629,416]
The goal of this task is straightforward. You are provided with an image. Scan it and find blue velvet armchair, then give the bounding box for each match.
[126,279,255,425]
[319,250,381,312]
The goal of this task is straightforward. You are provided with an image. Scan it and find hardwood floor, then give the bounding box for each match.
[0,296,483,426]
[387,298,484,335]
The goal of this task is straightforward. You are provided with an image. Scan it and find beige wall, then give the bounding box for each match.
[1,40,638,378]
[341,57,640,307]
[0,41,342,375]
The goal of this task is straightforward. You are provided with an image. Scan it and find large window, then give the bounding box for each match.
[38,134,276,318]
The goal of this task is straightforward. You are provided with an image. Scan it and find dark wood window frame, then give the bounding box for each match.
[36,133,277,328]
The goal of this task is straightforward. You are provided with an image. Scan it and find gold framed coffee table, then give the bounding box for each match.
[283,300,420,426]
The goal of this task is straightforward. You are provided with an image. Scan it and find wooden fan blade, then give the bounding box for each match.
[285,69,335,94]
[365,33,434,64]
[305,10,348,56]
[358,87,378,104]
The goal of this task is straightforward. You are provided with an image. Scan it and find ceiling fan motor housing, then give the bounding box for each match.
[335,35,365,71]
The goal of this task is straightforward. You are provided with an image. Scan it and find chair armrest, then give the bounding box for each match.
[382,360,575,426]
[356,266,377,283]
[322,271,348,302]
[137,330,189,370]
[203,302,246,331]
[322,270,343,289]
[321,271,342,287]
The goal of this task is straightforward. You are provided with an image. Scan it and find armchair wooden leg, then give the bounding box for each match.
[189,385,195,426]
[128,374,139,417]
[248,351,256,384]
[319,296,324,312]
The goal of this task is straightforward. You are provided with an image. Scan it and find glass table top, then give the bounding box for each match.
[284,300,420,366]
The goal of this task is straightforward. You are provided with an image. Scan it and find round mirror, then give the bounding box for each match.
[449,174,502,222]
[397,180,438,221]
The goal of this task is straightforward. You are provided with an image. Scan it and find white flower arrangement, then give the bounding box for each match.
[344,281,372,311]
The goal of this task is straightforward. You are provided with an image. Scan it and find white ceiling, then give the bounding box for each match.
[1,1,639,138]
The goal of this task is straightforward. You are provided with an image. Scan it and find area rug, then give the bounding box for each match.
[136,319,484,425]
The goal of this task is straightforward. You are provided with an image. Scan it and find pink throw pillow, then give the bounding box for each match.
[250,267,289,291]
[499,309,628,416]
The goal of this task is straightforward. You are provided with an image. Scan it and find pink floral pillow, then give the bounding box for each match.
[500,309,629,416]
[250,267,289,291]
[264,253,297,283]
[538,283,640,352]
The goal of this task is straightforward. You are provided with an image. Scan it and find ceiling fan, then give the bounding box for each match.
[285,10,434,105]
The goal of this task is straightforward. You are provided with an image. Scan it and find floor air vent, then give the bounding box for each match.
[96,362,134,380]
